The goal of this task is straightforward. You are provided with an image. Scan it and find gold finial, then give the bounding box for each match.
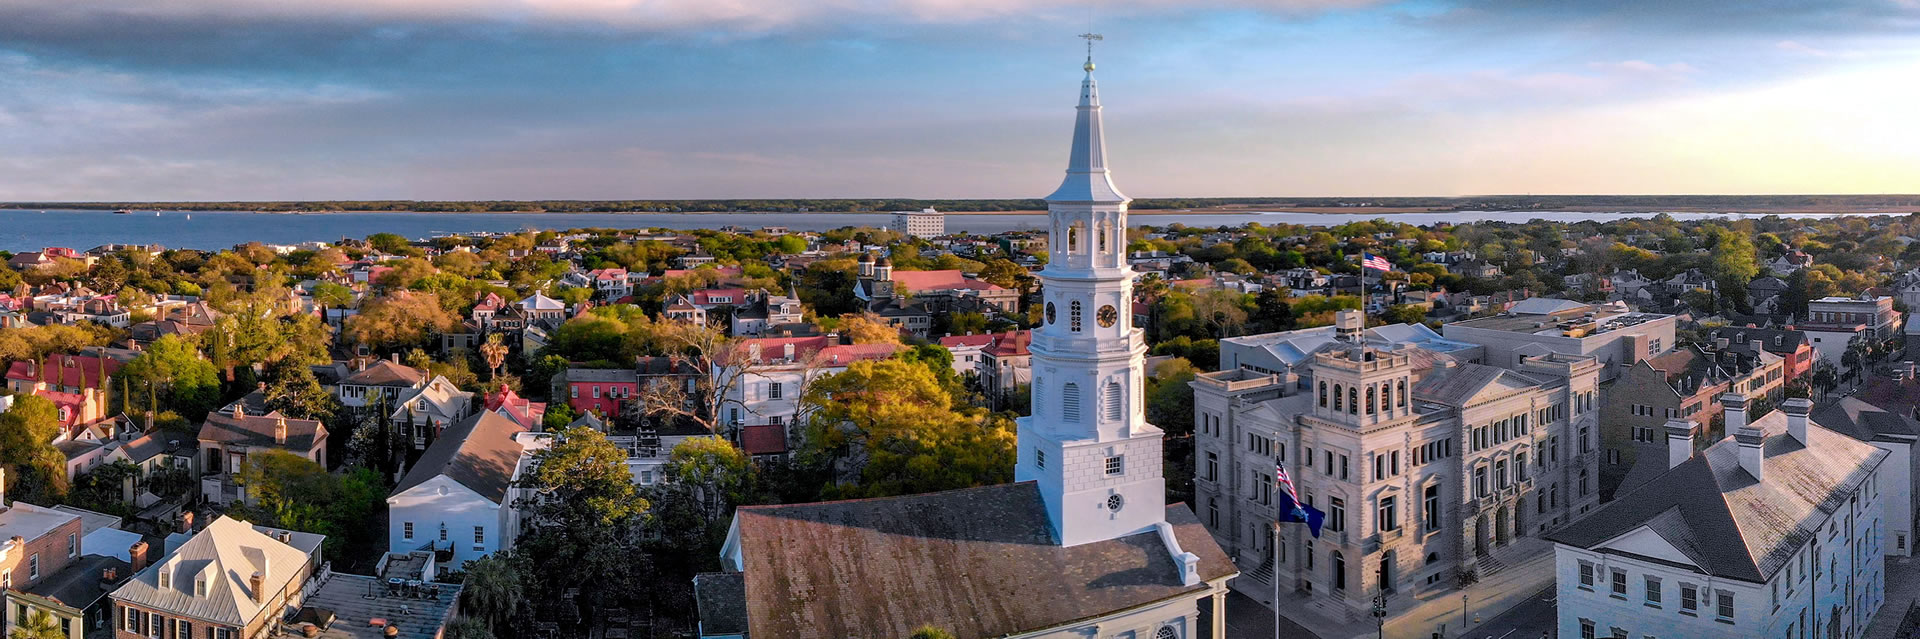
[1078,33,1102,72]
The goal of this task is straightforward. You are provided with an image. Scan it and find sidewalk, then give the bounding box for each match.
[1258,537,1558,639]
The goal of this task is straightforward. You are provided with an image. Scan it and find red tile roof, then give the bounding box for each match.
[690,289,750,305]
[889,269,1002,292]
[5,354,123,390]
[983,330,1031,357]
[936,334,996,348]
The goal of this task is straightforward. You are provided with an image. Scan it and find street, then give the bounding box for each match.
[1456,586,1557,639]
[1223,591,1328,639]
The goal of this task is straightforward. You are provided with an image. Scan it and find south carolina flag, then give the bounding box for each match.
[1275,461,1326,538]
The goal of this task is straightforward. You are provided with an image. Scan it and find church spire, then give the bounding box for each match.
[1045,34,1128,205]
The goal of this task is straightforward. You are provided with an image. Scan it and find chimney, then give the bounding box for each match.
[102,567,118,582]
[748,343,761,361]
[1735,425,1766,482]
[390,353,399,364]
[275,416,287,445]
[1782,397,1812,445]
[129,541,149,572]
[233,403,244,418]
[782,343,795,360]
[179,511,195,534]
[249,571,266,604]
[1665,419,1695,468]
[1721,392,1749,434]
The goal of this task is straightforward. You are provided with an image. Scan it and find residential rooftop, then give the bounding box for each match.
[275,573,462,639]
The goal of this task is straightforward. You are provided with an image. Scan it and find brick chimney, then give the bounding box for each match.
[1665,419,1695,468]
[249,571,266,603]
[233,403,245,418]
[129,541,149,572]
[179,511,195,534]
[275,416,287,445]
[1783,397,1813,445]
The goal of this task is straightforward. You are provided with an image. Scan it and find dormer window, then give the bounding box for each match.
[195,577,208,597]
[159,569,171,589]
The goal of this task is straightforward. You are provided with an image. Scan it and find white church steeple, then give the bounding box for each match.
[1016,39,1167,547]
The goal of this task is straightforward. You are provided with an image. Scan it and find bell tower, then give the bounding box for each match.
[1015,39,1167,547]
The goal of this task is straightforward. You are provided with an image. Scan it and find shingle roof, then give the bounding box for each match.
[1547,411,1887,583]
[341,361,427,388]
[390,411,528,504]
[725,482,1234,639]
[693,572,748,636]
[110,516,317,626]
[1812,397,1920,443]
[197,411,325,453]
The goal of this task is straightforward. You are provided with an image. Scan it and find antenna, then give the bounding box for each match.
[1079,32,1103,71]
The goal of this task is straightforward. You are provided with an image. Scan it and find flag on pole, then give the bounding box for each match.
[1275,461,1326,538]
[1362,252,1393,272]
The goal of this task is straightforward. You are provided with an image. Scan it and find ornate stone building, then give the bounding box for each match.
[1193,310,1603,620]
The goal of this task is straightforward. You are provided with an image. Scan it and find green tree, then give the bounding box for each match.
[345,291,459,351]
[664,437,754,525]
[443,618,494,639]
[120,335,222,421]
[459,553,526,633]
[0,395,69,502]
[262,358,340,422]
[908,627,957,639]
[1381,304,1427,325]
[798,359,1015,497]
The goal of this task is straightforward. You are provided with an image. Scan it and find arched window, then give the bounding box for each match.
[1349,387,1359,415]
[1068,223,1082,254]
[1333,384,1343,412]
[1062,383,1081,422]
[1398,378,1407,407]
[1366,386,1376,415]
[1105,380,1124,421]
[1319,381,1328,408]
[1070,301,1083,333]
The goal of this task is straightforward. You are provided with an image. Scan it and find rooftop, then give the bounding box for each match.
[1547,410,1886,583]
[0,502,81,546]
[112,516,321,627]
[1449,302,1670,337]
[17,553,131,612]
[720,481,1233,639]
[275,574,462,639]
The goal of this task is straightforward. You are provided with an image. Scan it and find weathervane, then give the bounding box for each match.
[1079,32,1102,71]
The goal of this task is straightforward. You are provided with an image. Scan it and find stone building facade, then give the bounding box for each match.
[1192,311,1603,620]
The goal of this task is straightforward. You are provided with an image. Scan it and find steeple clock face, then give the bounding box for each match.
[1097,304,1118,328]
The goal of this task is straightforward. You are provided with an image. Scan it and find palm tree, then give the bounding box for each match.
[461,553,525,632]
[8,609,64,639]
[479,333,509,379]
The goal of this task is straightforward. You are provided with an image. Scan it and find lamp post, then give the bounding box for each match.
[1461,593,1469,636]
[1371,591,1388,639]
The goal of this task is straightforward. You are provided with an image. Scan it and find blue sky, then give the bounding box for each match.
[2,0,1918,201]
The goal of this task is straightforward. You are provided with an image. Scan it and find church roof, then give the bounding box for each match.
[722,482,1233,639]
[1044,64,1128,204]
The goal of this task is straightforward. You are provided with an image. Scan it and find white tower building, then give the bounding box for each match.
[1014,50,1167,547]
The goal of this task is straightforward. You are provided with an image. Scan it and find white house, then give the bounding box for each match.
[721,336,899,456]
[386,411,534,566]
[1814,397,1920,557]
[1548,394,1888,639]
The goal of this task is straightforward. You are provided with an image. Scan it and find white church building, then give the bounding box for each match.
[691,47,1237,639]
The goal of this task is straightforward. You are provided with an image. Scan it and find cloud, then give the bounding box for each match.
[0,0,1380,34]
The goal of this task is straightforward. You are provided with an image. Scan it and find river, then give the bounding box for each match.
[0,208,1887,252]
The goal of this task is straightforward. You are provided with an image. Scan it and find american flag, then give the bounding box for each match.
[1275,461,1303,508]
[1361,252,1393,272]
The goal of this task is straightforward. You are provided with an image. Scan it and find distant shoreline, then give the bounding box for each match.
[8,205,1915,217]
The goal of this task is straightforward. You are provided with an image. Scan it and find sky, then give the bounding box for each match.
[2,0,1919,201]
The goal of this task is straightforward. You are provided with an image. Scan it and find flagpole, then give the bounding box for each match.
[1273,521,1281,639]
